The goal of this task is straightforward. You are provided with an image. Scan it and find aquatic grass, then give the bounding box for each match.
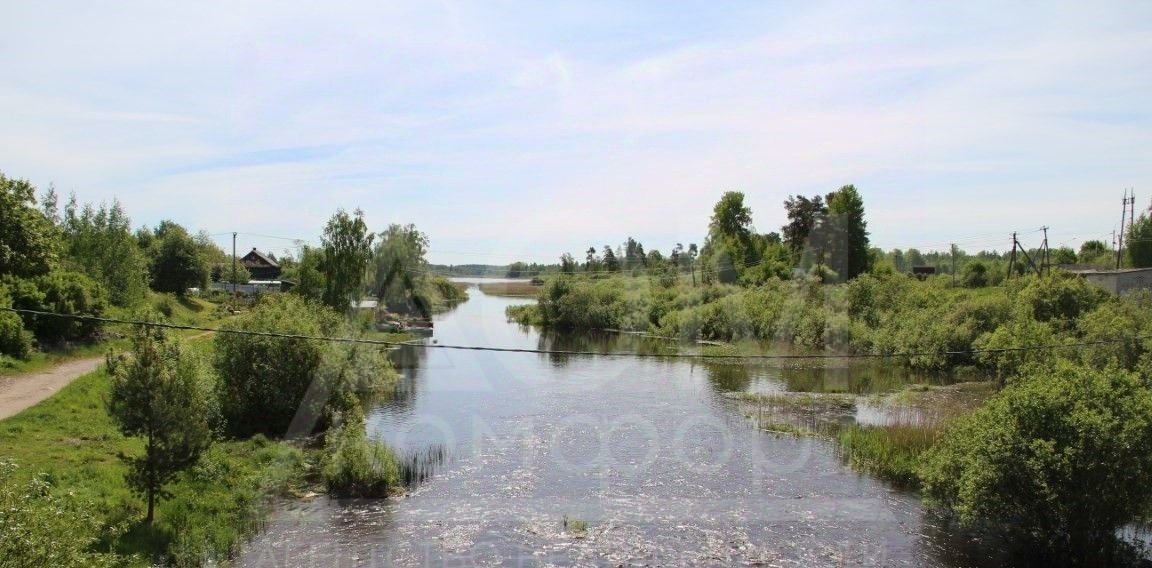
[563,516,589,535]
[836,423,942,488]
[321,403,402,498]
[478,281,542,297]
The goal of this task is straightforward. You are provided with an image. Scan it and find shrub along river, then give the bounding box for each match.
[240,279,1024,567]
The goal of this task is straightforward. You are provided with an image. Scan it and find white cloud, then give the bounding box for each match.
[0,1,1149,263]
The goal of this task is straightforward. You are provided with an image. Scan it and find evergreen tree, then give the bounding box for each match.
[107,324,212,525]
[781,194,827,261]
[602,246,619,272]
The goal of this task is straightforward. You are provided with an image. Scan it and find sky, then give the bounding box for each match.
[2,1,1150,265]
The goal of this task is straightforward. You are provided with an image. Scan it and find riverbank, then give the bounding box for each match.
[0,361,309,565]
[731,382,998,487]
[0,297,421,566]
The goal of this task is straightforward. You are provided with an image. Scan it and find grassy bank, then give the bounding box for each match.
[0,360,309,566]
[1,292,225,376]
[736,382,997,487]
[507,271,1137,375]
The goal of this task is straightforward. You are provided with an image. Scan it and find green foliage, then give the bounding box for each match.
[823,185,871,280]
[961,260,988,288]
[107,324,213,525]
[1074,291,1152,370]
[0,308,33,359]
[209,261,250,284]
[0,363,307,566]
[1018,273,1107,330]
[148,224,209,294]
[700,192,757,284]
[213,295,394,438]
[535,276,627,330]
[921,363,1152,555]
[321,208,375,312]
[1127,204,1152,268]
[838,424,939,488]
[322,402,400,497]
[0,172,59,279]
[782,194,826,261]
[286,245,325,303]
[60,197,149,306]
[0,460,121,567]
[973,317,1057,378]
[372,223,439,315]
[2,270,107,344]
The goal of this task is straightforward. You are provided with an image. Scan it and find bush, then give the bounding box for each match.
[536,276,627,330]
[1018,274,1107,330]
[0,309,32,359]
[1,271,107,344]
[322,404,400,497]
[213,295,394,438]
[921,363,1152,557]
[0,460,121,567]
[961,261,989,288]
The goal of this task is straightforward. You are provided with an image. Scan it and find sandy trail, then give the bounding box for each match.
[0,356,103,420]
[0,331,214,421]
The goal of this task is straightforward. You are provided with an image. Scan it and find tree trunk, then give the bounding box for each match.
[146,486,155,525]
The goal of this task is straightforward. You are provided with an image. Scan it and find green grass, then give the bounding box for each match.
[0,335,308,566]
[836,423,941,488]
[1,293,227,377]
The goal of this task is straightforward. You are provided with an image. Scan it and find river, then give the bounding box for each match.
[240,280,1012,567]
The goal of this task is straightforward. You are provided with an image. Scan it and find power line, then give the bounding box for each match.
[3,307,1148,362]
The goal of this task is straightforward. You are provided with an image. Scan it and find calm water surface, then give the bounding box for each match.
[241,281,1011,567]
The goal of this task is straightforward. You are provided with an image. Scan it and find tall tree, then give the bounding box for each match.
[148,222,210,294]
[781,194,827,261]
[824,184,871,280]
[1127,205,1152,268]
[107,324,212,525]
[321,209,375,312]
[0,172,58,278]
[702,192,756,283]
[602,246,620,272]
[585,247,599,272]
[283,245,325,302]
[372,224,430,315]
[61,196,149,306]
[559,253,577,274]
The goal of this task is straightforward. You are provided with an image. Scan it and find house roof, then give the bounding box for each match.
[241,248,279,268]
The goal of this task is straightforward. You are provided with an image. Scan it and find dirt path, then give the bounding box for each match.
[0,331,216,421]
[0,356,103,420]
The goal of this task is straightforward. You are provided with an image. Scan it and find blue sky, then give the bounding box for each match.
[2,1,1150,264]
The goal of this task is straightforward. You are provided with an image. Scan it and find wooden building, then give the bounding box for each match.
[241,248,281,280]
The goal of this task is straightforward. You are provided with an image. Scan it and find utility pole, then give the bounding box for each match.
[1040,226,1049,276]
[1009,233,1017,278]
[951,243,957,286]
[232,232,238,310]
[1118,189,1131,269]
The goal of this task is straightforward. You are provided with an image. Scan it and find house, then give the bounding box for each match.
[241,248,281,280]
[1066,267,1152,295]
[912,266,937,280]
